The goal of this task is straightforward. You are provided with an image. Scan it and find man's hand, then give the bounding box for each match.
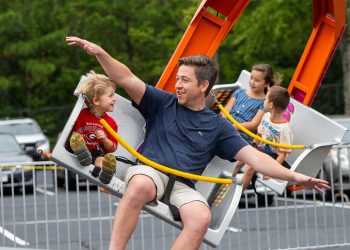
[66,35,146,106]
[296,174,331,193]
[66,36,102,56]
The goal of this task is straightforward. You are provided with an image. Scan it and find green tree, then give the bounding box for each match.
[0,0,199,143]
[218,0,313,86]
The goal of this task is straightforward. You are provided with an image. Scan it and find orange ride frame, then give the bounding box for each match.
[156,0,346,106]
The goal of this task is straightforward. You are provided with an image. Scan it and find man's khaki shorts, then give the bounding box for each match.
[125,165,208,209]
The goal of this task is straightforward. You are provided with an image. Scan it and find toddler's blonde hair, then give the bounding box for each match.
[79,71,116,103]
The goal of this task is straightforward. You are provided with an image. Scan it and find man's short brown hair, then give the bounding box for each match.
[178,55,219,96]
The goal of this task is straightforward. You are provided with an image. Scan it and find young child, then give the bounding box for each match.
[222,64,281,142]
[69,71,118,184]
[233,86,293,191]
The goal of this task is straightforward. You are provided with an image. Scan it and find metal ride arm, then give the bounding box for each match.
[288,0,346,105]
[156,0,250,92]
[157,0,346,108]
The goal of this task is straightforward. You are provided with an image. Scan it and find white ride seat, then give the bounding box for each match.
[208,70,348,195]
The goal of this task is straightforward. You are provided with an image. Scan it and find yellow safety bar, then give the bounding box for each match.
[100,119,233,185]
[217,102,306,149]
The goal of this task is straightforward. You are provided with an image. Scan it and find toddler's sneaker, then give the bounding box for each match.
[99,153,116,184]
[69,132,92,166]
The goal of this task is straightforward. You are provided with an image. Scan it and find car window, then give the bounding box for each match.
[0,135,22,153]
[0,122,41,135]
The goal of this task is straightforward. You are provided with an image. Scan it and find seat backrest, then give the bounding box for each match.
[286,99,346,163]
[205,69,250,113]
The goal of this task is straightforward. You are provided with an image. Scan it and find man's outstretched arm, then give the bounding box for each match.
[66,36,146,105]
[235,145,330,193]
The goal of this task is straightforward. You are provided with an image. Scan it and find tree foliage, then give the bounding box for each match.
[0,0,345,143]
[218,0,313,85]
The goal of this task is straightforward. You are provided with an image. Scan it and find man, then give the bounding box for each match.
[66,36,330,250]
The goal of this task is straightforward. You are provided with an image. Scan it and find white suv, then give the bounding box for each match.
[0,118,50,160]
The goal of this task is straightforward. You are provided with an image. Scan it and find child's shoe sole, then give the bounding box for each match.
[69,132,92,166]
[99,153,116,184]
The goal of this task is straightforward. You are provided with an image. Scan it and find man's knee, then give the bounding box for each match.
[190,209,211,236]
[196,209,211,229]
[125,175,157,204]
[181,202,211,230]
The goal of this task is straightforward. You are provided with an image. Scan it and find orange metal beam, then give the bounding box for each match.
[288,0,346,105]
[156,0,250,92]
[157,0,346,106]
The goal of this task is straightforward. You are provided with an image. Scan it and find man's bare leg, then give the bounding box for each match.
[109,175,156,250]
[171,201,211,250]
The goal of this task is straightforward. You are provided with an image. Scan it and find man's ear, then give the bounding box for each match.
[201,80,209,94]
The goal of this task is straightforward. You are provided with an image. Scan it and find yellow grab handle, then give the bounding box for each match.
[218,103,305,150]
[100,119,232,184]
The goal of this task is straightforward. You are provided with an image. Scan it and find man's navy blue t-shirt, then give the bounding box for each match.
[132,85,248,186]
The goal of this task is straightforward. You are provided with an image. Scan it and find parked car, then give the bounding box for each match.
[0,133,34,194]
[0,118,50,160]
[322,116,350,199]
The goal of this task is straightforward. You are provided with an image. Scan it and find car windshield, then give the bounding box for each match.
[0,122,41,135]
[0,134,22,153]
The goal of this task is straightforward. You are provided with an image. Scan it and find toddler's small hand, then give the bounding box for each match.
[96,130,107,140]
